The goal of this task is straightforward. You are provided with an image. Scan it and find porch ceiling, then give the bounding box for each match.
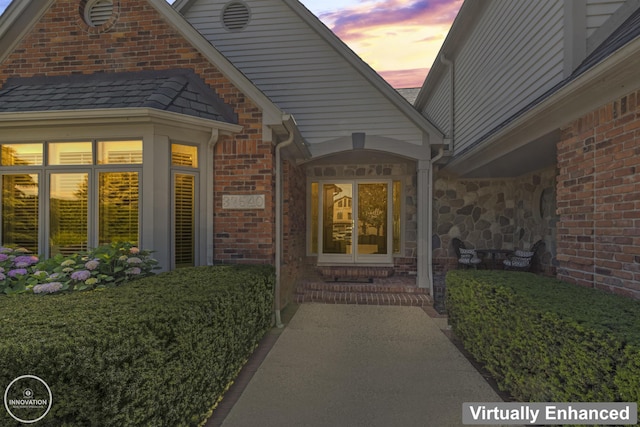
[442,129,559,178]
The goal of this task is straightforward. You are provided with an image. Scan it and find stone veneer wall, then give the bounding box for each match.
[305,161,418,275]
[432,166,558,275]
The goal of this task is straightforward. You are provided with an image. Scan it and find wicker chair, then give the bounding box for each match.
[452,238,482,269]
[503,240,545,272]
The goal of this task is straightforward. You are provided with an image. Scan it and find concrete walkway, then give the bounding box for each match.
[218,304,507,427]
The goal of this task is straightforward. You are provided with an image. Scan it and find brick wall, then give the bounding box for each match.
[279,160,306,305]
[0,0,275,264]
[557,89,640,299]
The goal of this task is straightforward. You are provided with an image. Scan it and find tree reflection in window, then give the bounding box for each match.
[2,174,39,253]
[49,174,88,256]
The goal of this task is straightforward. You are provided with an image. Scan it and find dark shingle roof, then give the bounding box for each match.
[573,6,640,78]
[396,88,421,104]
[0,69,237,124]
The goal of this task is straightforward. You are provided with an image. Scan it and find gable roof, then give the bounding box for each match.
[0,69,238,123]
[174,0,444,148]
[0,0,287,129]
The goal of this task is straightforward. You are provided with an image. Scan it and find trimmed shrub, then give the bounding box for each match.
[445,270,640,403]
[0,264,274,426]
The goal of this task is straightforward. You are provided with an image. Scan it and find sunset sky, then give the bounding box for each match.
[0,0,462,88]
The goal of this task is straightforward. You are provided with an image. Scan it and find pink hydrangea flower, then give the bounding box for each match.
[71,270,91,281]
[130,247,140,254]
[8,269,27,278]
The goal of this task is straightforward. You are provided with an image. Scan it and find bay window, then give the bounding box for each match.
[0,140,142,257]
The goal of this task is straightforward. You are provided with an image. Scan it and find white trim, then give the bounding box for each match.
[0,108,243,134]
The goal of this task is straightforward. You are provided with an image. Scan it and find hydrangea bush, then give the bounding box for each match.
[0,242,159,295]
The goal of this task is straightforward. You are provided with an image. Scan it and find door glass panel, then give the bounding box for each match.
[50,173,88,256]
[2,174,39,252]
[393,180,401,254]
[322,183,352,255]
[310,182,319,254]
[358,183,388,255]
[99,172,139,245]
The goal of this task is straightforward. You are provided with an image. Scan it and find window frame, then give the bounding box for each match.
[0,139,143,257]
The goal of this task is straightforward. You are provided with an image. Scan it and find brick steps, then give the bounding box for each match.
[295,280,433,306]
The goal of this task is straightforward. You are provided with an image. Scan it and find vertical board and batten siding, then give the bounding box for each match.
[420,70,451,137]
[586,0,626,36]
[182,0,424,146]
[452,0,564,155]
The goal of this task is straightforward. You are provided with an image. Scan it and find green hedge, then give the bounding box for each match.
[0,264,274,426]
[445,270,640,404]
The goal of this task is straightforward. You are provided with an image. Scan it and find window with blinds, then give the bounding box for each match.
[49,173,89,256]
[99,172,139,246]
[0,144,43,166]
[0,140,143,257]
[171,144,198,168]
[174,174,196,268]
[1,174,39,253]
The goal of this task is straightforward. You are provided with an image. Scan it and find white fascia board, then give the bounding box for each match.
[444,36,640,175]
[0,108,244,134]
[281,0,444,143]
[0,0,55,67]
[148,0,284,127]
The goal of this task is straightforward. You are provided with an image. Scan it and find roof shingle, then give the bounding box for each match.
[0,69,238,124]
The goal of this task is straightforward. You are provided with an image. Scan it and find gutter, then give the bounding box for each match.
[440,54,455,149]
[273,115,296,328]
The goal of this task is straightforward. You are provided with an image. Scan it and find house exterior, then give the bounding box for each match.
[417,0,640,299]
[0,0,443,308]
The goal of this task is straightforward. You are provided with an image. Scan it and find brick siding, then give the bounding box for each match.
[0,0,275,264]
[279,160,307,305]
[557,89,640,299]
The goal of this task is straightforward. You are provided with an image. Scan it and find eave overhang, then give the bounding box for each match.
[0,108,244,134]
[443,33,640,178]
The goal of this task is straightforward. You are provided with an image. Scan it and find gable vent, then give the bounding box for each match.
[85,0,114,27]
[222,2,251,31]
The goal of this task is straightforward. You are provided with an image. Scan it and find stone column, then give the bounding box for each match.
[417,160,432,293]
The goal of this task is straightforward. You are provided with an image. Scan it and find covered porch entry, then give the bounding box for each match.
[302,149,428,289]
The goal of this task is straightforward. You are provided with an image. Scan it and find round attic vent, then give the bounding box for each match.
[222,2,251,31]
[84,0,114,27]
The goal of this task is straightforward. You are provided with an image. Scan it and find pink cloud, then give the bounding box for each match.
[379,67,429,89]
[322,0,462,42]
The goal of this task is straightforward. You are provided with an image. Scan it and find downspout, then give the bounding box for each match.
[426,55,453,296]
[274,116,295,328]
[440,54,454,148]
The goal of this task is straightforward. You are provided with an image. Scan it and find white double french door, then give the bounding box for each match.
[318,180,393,264]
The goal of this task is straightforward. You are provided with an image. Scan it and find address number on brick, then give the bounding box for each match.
[222,194,265,210]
